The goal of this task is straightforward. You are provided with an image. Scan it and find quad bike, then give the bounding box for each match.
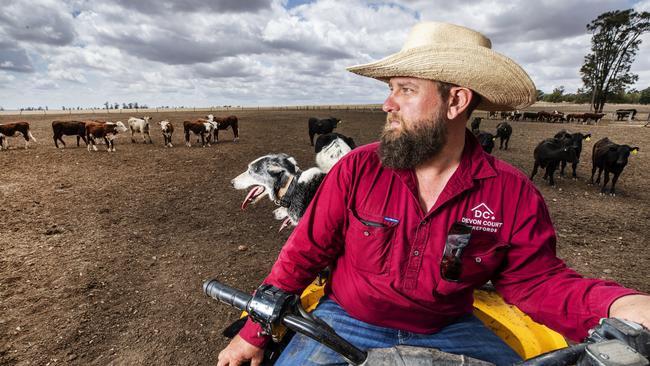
[204,278,650,365]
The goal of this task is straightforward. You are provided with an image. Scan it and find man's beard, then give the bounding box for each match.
[379,113,449,169]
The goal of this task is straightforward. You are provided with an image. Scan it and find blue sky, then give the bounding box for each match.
[0,0,649,109]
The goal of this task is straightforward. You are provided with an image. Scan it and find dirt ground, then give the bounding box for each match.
[1,108,649,365]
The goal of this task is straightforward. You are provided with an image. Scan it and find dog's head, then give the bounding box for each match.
[231,153,300,209]
[315,137,353,173]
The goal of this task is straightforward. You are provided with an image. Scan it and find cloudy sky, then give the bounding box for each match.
[0,0,649,110]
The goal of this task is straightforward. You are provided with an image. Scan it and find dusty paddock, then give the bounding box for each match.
[1,108,649,365]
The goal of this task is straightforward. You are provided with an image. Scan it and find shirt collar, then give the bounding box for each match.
[464,128,497,181]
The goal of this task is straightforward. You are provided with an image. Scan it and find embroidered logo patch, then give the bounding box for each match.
[461,203,503,233]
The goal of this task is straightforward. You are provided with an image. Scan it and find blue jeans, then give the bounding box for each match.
[275,298,521,366]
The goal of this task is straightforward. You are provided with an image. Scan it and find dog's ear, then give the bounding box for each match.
[288,156,298,166]
[268,164,285,173]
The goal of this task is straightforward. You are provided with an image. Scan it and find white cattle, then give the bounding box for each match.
[127,116,152,144]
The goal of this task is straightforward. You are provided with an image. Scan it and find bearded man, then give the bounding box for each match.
[218,22,650,366]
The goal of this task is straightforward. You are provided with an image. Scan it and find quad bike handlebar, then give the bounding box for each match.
[203,279,367,365]
[204,279,650,366]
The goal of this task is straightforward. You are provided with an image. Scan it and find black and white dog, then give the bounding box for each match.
[314,133,356,173]
[231,153,326,231]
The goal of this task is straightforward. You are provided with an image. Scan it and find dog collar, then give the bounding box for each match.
[276,172,301,208]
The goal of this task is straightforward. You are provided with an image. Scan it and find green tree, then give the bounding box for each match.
[640,86,650,104]
[542,86,565,103]
[580,9,650,112]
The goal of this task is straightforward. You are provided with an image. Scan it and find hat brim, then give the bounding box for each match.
[347,44,536,111]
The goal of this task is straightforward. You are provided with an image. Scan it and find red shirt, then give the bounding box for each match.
[239,130,640,346]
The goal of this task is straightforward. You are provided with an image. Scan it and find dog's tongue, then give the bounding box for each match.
[278,217,292,232]
[241,186,265,210]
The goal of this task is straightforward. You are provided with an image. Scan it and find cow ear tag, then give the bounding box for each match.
[632,149,638,155]
[585,137,591,141]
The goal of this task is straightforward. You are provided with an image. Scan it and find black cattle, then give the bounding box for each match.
[582,113,605,124]
[590,137,639,195]
[522,111,539,121]
[553,130,591,179]
[530,137,577,186]
[308,117,341,146]
[495,122,512,150]
[470,117,482,133]
[314,132,356,154]
[476,131,496,154]
[52,120,87,148]
[615,109,637,121]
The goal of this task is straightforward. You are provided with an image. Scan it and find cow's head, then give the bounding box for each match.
[159,120,170,131]
[611,145,640,165]
[114,121,128,133]
[143,116,152,122]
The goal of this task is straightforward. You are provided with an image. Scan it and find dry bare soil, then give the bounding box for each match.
[1,108,649,365]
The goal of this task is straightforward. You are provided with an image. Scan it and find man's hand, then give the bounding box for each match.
[217,335,264,366]
[609,294,650,329]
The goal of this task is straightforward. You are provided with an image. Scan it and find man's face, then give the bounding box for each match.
[379,77,450,169]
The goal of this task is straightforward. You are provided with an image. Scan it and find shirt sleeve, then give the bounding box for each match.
[238,153,353,346]
[493,182,643,342]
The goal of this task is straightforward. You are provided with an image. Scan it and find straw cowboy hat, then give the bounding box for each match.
[347,22,536,111]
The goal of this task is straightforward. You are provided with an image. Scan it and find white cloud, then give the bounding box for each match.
[0,0,647,109]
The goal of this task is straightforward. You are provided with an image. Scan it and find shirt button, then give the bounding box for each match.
[363,231,370,236]
[420,220,427,226]
[475,257,482,263]
[413,250,419,256]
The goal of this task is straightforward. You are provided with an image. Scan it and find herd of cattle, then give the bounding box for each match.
[471,117,639,195]
[0,112,641,196]
[488,108,642,124]
[0,114,241,152]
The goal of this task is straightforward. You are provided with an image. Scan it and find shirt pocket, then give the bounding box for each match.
[345,210,397,275]
[435,239,509,295]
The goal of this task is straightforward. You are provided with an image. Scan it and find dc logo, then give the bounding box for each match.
[471,203,495,220]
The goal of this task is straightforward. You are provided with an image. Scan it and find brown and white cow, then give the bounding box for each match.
[52,120,87,148]
[0,122,37,150]
[211,115,239,143]
[183,118,214,147]
[159,120,174,148]
[85,120,128,152]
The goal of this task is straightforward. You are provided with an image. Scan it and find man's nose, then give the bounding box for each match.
[382,94,399,113]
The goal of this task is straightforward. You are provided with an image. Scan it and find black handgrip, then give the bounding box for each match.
[203,279,251,311]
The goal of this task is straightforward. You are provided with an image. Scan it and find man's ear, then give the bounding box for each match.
[446,87,473,120]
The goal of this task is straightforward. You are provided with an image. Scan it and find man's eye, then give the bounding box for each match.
[403,88,413,93]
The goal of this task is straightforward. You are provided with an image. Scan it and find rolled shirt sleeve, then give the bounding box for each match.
[494,183,643,342]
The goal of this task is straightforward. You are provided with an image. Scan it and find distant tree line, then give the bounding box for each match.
[19,106,50,111]
[103,101,149,110]
[539,85,650,104]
